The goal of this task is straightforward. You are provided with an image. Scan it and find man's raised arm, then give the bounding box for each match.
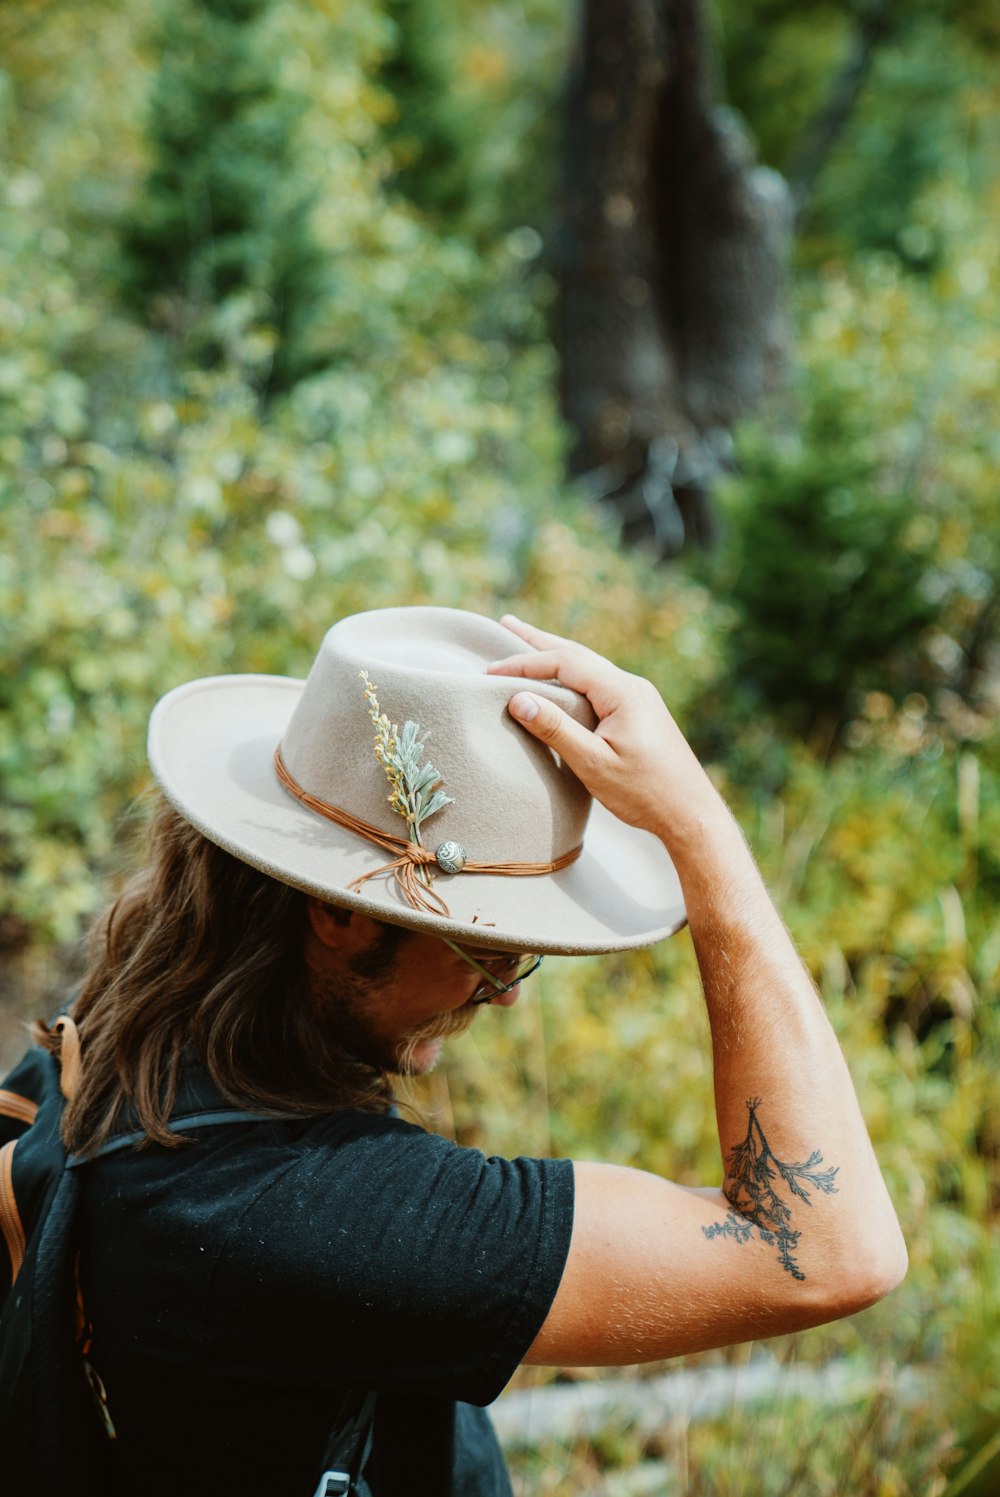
[488,617,907,1367]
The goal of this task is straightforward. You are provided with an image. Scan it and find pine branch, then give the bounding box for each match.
[711,1098,839,1280]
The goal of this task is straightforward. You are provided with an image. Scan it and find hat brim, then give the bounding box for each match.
[148,675,687,956]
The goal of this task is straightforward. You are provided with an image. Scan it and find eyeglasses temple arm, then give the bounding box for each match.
[440,938,506,991]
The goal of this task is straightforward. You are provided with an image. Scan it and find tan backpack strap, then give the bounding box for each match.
[0,1089,38,1126]
[0,1138,26,1285]
[52,1017,82,1101]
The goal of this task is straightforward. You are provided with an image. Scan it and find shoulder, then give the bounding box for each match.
[86,1106,574,1246]
[253,1109,576,1244]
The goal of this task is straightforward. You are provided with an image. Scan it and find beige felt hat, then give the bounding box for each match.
[147,606,686,955]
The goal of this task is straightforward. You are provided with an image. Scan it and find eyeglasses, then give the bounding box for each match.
[442,940,545,1005]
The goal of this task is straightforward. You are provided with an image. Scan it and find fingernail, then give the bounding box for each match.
[501,613,522,627]
[510,692,539,722]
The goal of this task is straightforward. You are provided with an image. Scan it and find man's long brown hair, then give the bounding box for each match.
[39,798,394,1155]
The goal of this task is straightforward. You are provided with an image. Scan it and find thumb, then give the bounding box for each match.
[508,692,603,779]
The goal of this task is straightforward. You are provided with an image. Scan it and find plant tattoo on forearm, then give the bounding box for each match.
[702,1099,840,1280]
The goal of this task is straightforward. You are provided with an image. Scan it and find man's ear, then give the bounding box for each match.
[306,899,383,955]
[306,898,352,949]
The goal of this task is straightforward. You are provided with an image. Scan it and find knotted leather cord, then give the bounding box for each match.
[274,744,582,919]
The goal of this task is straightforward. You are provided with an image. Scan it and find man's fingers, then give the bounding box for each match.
[508,692,608,781]
[489,649,560,680]
[497,615,571,653]
[489,646,614,698]
[491,618,640,725]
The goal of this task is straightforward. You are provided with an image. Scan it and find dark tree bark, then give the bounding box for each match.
[557,0,790,555]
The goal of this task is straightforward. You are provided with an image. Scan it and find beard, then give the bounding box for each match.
[394,999,479,1075]
[329,990,479,1075]
[308,925,479,1075]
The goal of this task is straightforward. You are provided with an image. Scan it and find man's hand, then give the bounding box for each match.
[488,615,713,845]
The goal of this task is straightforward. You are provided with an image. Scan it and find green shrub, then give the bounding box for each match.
[713,371,938,727]
[379,0,568,239]
[119,0,326,387]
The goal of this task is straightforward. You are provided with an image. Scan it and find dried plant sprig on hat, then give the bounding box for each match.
[360,671,454,847]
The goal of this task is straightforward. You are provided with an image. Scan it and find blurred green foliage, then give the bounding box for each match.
[1,0,999,1492]
[716,0,1000,265]
[120,0,328,386]
[379,0,568,236]
[705,185,1000,737]
[711,371,938,726]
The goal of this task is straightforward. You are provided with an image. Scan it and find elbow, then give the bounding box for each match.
[871,1228,910,1303]
[825,1227,908,1319]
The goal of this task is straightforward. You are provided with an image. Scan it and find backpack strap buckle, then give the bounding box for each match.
[312,1472,352,1497]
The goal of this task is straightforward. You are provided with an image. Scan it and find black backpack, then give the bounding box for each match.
[0,1027,376,1497]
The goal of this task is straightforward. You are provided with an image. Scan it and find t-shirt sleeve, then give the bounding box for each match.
[205,1114,575,1406]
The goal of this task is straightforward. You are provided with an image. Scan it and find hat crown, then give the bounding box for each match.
[280,607,595,864]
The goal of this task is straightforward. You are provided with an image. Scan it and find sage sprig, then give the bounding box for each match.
[360,671,453,845]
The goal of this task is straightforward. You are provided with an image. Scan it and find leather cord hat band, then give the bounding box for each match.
[274,745,581,919]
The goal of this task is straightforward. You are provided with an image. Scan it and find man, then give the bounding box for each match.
[39,606,905,1495]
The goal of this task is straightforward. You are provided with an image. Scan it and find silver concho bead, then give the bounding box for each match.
[435,840,467,874]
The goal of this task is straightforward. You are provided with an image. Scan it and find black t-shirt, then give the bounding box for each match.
[78,1107,575,1497]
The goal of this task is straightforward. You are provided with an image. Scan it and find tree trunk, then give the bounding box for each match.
[557,0,791,556]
